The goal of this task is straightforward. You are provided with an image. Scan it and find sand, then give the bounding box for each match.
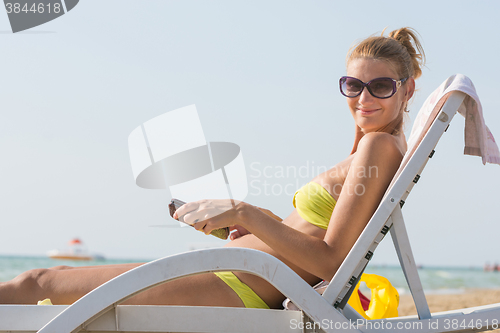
[398,289,500,332]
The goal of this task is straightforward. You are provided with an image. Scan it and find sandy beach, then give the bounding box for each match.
[399,289,500,332]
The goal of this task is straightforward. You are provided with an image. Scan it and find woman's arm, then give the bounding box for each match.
[177,133,403,281]
[228,207,282,240]
[257,207,282,221]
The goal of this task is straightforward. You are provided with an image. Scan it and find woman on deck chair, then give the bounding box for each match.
[1,27,424,310]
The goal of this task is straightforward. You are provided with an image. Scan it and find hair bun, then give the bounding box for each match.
[347,27,425,80]
[388,27,425,79]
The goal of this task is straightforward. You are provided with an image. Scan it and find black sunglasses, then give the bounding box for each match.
[339,76,408,99]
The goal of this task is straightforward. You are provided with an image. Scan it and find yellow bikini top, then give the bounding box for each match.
[292,182,337,230]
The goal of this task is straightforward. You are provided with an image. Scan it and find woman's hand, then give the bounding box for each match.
[173,201,281,237]
[229,224,251,240]
[173,199,244,235]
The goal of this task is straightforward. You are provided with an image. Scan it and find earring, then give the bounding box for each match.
[403,102,410,113]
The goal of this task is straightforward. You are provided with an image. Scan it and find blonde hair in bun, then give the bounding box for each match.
[347,27,426,80]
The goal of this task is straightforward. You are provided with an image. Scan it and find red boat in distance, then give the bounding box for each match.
[47,238,101,261]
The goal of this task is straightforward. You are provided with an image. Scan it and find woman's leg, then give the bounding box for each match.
[0,264,244,307]
[48,263,144,271]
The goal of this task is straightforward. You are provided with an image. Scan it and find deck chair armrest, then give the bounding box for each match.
[38,248,356,333]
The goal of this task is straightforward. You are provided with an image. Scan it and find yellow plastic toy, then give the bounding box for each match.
[347,274,399,320]
[37,298,53,305]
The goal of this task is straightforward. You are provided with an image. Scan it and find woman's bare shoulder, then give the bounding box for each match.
[358,132,406,158]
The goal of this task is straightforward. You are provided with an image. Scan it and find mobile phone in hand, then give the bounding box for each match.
[168,198,230,240]
[169,198,189,224]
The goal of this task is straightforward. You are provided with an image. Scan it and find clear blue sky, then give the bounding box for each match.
[1,0,499,267]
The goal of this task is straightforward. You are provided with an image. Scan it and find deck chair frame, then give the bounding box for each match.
[321,94,468,318]
[2,90,500,333]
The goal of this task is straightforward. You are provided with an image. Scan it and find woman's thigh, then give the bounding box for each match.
[123,272,244,307]
[6,264,244,307]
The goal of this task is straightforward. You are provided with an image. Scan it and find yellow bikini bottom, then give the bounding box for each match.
[214,272,270,309]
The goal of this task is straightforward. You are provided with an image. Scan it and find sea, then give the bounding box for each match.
[1,255,500,295]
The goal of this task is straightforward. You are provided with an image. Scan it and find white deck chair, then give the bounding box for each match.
[2,75,500,333]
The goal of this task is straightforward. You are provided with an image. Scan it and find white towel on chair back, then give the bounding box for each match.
[408,74,500,165]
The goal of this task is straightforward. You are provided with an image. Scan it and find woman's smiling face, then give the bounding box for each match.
[346,58,413,134]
